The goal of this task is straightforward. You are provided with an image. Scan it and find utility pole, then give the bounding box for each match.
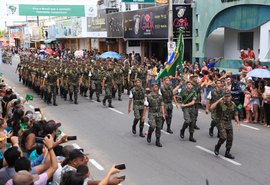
[168,0,173,42]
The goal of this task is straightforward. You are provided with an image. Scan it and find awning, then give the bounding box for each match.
[44,39,57,44]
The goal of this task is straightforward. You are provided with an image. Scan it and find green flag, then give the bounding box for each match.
[26,94,34,102]
[156,31,184,80]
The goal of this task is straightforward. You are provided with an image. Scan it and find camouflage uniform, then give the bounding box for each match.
[102,68,114,107]
[146,91,164,147]
[45,69,58,105]
[137,66,147,89]
[160,84,174,134]
[214,99,237,159]
[123,64,130,94]
[90,66,102,102]
[179,86,197,142]
[80,66,90,97]
[130,86,145,137]
[113,66,124,100]
[192,80,201,130]
[208,88,224,137]
[67,69,81,104]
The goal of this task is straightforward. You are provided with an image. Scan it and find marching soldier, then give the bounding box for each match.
[160,76,179,134]
[67,67,81,104]
[89,64,102,102]
[137,64,148,89]
[128,79,145,137]
[190,74,201,130]
[44,67,59,106]
[210,90,240,159]
[143,83,165,147]
[122,61,130,94]
[102,64,115,108]
[179,81,197,142]
[206,80,224,137]
[113,63,124,101]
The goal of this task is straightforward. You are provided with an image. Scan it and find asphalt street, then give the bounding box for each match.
[1,55,270,185]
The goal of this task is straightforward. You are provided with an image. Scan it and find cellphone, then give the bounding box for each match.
[67,136,77,141]
[34,108,40,112]
[6,138,11,143]
[117,175,126,181]
[115,164,126,170]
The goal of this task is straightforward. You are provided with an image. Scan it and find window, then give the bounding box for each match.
[196,43,199,51]
[125,4,131,11]
[128,41,140,47]
[195,29,199,37]
[196,14,200,23]
[239,32,253,50]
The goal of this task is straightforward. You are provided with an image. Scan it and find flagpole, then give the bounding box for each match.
[168,0,173,42]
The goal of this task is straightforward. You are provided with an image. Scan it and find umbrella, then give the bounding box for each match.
[45,48,54,54]
[99,51,121,59]
[247,68,270,78]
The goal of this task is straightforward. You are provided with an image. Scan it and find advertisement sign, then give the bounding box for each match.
[87,9,106,32]
[124,5,168,39]
[7,4,97,17]
[107,12,123,38]
[9,27,23,46]
[56,18,82,38]
[48,25,57,40]
[31,26,40,41]
[122,0,155,3]
[173,5,192,38]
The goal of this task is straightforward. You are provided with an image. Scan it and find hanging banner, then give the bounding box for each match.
[7,4,97,17]
[56,18,83,38]
[173,5,192,38]
[107,12,123,38]
[124,5,168,39]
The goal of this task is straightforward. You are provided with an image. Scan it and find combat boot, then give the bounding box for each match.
[194,125,200,130]
[96,97,101,102]
[102,99,106,106]
[118,97,122,101]
[167,124,173,134]
[132,119,137,134]
[139,128,145,138]
[214,144,221,156]
[69,94,73,102]
[108,103,114,108]
[147,128,154,143]
[180,128,185,139]
[225,149,235,159]
[74,99,78,104]
[189,133,196,142]
[155,137,162,147]
[53,100,58,106]
[209,127,214,137]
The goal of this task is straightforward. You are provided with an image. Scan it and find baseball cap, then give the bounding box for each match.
[12,170,39,185]
[44,120,61,134]
[68,149,87,161]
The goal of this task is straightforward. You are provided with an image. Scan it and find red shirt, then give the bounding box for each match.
[241,52,249,60]
[248,51,255,59]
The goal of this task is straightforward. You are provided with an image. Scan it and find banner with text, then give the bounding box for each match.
[7,4,97,17]
[173,4,192,38]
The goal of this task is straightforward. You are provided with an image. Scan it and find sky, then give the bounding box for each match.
[0,0,98,30]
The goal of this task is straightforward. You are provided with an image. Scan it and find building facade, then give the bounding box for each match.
[193,0,270,65]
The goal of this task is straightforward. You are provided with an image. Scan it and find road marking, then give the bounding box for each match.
[109,108,124,115]
[144,122,169,135]
[240,124,260,131]
[72,143,81,149]
[28,105,34,110]
[195,145,242,166]
[90,159,104,171]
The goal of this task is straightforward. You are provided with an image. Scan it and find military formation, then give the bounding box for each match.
[13,51,240,158]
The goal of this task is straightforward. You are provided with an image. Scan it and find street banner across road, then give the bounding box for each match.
[7,4,97,17]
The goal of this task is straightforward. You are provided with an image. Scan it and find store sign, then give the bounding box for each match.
[56,18,83,38]
[107,12,123,38]
[87,10,106,32]
[7,4,97,17]
[122,0,155,3]
[124,5,168,39]
[31,26,40,41]
[173,5,192,38]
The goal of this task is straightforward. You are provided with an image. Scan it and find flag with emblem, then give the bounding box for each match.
[25,94,34,102]
[156,30,184,80]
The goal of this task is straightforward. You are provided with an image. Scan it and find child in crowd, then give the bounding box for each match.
[244,88,252,123]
